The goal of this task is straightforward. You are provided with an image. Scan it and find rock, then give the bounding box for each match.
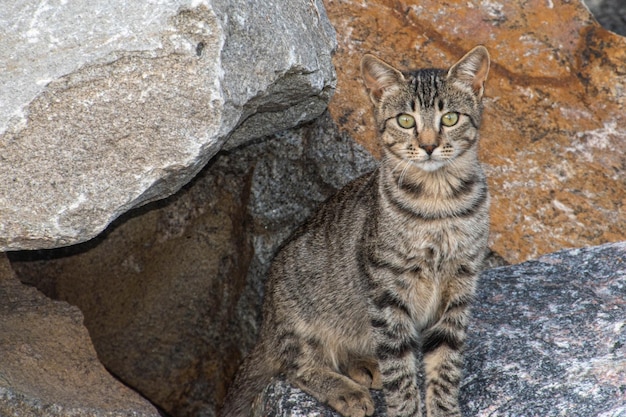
[0,0,336,251]
[7,1,626,415]
[258,242,626,416]
[584,0,626,36]
[10,112,377,417]
[322,0,626,263]
[0,254,160,417]
[462,241,626,415]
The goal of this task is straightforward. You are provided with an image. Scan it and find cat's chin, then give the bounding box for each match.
[415,160,447,172]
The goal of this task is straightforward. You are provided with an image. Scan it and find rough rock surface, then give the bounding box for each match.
[10,113,376,417]
[6,1,626,416]
[0,254,160,417]
[322,0,626,263]
[584,0,626,36]
[258,242,626,417]
[0,0,335,251]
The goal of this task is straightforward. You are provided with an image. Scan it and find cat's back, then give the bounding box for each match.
[277,168,378,261]
[265,169,379,316]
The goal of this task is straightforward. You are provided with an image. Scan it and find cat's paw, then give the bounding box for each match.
[426,405,461,417]
[347,357,383,390]
[328,385,375,417]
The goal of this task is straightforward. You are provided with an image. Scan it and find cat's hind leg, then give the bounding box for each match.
[281,335,375,417]
[345,356,383,390]
[291,366,375,417]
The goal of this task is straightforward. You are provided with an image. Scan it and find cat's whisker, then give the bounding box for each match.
[390,158,404,175]
[386,156,408,191]
[397,159,412,190]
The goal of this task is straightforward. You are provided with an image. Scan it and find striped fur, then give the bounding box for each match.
[221,46,491,417]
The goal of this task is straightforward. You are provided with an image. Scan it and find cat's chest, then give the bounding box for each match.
[392,222,474,325]
[403,220,472,268]
[391,252,461,329]
[401,276,442,329]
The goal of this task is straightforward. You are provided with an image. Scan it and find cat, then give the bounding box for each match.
[221,45,491,417]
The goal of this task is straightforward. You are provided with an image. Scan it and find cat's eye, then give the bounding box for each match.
[441,112,459,127]
[396,114,415,129]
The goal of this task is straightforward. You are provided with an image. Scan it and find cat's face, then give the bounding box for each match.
[361,47,490,172]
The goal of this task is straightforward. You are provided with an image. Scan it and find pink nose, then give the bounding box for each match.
[420,144,437,155]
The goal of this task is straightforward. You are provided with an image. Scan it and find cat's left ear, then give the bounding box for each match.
[447,46,490,98]
[361,54,405,104]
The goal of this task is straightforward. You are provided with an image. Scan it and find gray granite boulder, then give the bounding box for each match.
[259,242,626,416]
[0,0,335,251]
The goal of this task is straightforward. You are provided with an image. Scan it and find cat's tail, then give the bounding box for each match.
[220,343,279,417]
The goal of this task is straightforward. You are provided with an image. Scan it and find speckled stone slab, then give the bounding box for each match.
[260,242,626,416]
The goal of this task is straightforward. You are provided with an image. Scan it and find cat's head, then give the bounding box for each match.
[361,46,490,172]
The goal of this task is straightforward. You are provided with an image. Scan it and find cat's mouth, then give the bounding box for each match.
[407,144,460,171]
[389,148,450,172]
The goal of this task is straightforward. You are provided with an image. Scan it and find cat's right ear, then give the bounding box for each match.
[361,54,405,104]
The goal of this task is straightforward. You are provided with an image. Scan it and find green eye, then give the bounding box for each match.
[397,114,415,129]
[441,112,459,127]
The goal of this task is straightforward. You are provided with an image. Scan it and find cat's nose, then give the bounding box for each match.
[420,144,437,155]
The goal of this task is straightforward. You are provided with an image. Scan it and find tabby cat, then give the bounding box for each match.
[222,45,491,417]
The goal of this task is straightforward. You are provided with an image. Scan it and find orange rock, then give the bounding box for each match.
[323,0,626,263]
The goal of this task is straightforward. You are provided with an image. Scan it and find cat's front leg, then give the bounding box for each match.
[372,312,422,417]
[421,290,473,417]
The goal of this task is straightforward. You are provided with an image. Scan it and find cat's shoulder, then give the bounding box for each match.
[318,167,379,216]
[278,168,379,250]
